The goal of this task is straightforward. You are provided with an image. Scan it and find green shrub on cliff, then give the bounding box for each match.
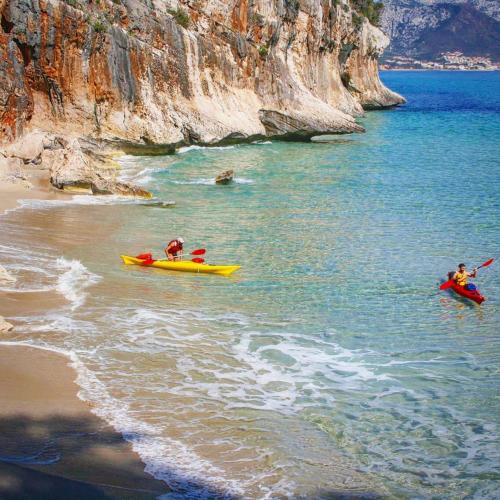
[65,0,80,8]
[91,19,108,33]
[258,45,269,57]
[352,11,364,30]
[168,7,190,29]
[350,0,384,27]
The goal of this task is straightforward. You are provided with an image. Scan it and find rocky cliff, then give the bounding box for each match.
[0,0,404,192]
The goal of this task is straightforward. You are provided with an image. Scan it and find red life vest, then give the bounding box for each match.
[167,239,183,254]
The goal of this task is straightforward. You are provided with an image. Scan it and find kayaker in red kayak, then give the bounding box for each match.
[440,258,493,304]
[452,263,477,291]
[165,237,184,261]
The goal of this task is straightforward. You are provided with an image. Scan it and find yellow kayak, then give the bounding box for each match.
[120,255,241,276]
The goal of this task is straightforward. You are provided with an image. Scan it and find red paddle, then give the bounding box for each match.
[479,258,495,269]
[191,257,205,263]
[191,248,206,256]
[440,258,494,290]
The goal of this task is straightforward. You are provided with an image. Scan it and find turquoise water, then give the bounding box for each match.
[1,71,499,498]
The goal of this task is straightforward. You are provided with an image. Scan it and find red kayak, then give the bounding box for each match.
[441,260,493,305]
[449,281,485,304]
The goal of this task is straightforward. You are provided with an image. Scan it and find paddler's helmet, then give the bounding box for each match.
[177,237,185,244]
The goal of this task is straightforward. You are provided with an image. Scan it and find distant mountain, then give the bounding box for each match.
[381,0,500,61]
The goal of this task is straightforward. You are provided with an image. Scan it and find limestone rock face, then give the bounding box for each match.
[0,33,33,142]
[342,21,406,109]
[0,0,404,151]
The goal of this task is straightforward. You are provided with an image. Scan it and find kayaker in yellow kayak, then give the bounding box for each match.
[452,263,477,290]
[165,237,184,261]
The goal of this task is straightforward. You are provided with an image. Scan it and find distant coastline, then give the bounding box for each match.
[380,68,499,71]
[381,52,499,71]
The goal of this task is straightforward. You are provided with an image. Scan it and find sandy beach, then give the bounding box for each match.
[0,172,50,213]
[0,178,168,498]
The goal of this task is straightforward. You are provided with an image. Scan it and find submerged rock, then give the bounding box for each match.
[141,201,176,208]
[311,135,356,144]
[215,170,234,185]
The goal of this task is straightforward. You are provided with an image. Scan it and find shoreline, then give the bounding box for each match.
[0,170,54,214]
[0,344,168,499]
[0,179,169,498]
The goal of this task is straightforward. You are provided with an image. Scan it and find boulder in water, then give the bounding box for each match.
[215,170,234,185]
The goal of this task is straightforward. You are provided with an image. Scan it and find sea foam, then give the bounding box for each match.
[177,145,236,154]
[0,237,100,309]
[55,257,101,310]
[16,195,146,210]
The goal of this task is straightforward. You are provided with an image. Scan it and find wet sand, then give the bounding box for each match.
[0,178,168,498]
[0,345,168,499]
[0,170,52,213]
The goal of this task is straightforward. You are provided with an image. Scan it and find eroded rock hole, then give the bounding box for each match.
[341,72,351,89]
[14,40,33,66]
[1,14,14,33]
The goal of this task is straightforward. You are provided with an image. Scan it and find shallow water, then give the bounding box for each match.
[1,71,500,498]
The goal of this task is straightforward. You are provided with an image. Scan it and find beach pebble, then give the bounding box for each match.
[0,264,16,284]
[0,316,14,332]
